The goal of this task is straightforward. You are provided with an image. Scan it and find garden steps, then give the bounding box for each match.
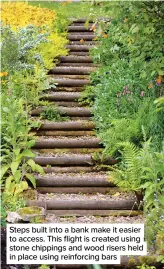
[28,18,142,219]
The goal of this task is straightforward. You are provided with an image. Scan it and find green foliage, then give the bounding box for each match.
[110,139,164,206]
[29,1,107,20]
[137,265,156,269]
[1,5,67,207]
[154,96,164,112]
[38,265,50,269]
[88,1,164,154]
[110,138,164,256]
[1,95,44,204]
[110,141,144,192]
[1,195,26,227]
[40,106,69,122]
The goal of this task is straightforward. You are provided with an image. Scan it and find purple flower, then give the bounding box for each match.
[140,91,145,97]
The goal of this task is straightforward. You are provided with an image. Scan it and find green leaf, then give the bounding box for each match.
[156,255,164,263]
[132,26,139,34]
[5,176,13,191]
[21,149,35,158]
[11,161,19,175]
[14,181,28,198]
[0,165,9,179]
[13,148,21,156]
[158,70,164,76]
[14,170,21,183]
[25,173,36,188]
[158,195,164,206]
[27,159,36,171]
[35,164,45,175]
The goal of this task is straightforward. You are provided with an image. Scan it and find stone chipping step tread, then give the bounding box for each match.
[32,130,96,136]
[68,34,95,41]
[33,148,103,156]
[45,209,142,217]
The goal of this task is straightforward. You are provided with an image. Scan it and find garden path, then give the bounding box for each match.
[28,18,143,222]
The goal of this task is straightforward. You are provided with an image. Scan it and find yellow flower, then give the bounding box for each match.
[1,2,56,30]
[0,72,8,77]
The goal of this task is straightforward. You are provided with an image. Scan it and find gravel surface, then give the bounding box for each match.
[35,172,107,177]
[30,117,93,123]
[35,135,99,140]
[33,150,99,156]
[38,192,136,201]
[46,214,144,224]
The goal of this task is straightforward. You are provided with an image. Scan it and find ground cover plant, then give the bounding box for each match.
[80,0,164,263]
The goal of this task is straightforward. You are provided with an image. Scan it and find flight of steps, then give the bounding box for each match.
[28,18,142,218]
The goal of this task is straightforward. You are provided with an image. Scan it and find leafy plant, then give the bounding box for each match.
[40,106,69,121]
[1,96,44,204]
